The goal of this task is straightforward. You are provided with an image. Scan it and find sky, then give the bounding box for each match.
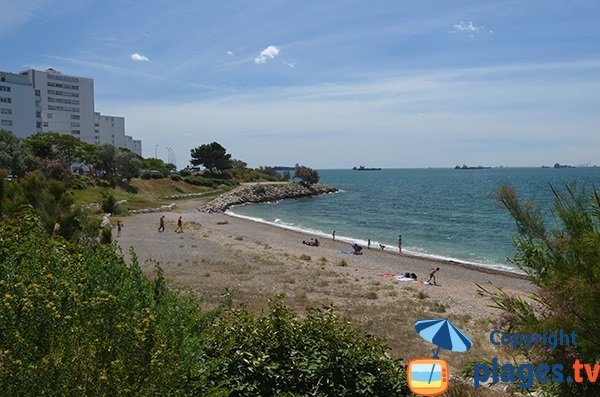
[2,0,600,168]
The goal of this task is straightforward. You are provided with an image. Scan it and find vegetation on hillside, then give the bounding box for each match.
[0,132,299,243]
[480,184,600,396]
[0,210,410,396]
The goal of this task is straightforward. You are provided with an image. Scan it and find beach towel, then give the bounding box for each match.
[380,273,397,278]
[338,250,351,255]
[394,276,416,282]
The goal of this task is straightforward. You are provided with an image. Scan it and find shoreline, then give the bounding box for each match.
[226,208,529,281]
[117,198,534,366]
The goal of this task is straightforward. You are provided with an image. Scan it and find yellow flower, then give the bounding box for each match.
[45,301,55,308]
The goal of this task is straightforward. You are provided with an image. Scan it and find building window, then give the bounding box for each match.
[71,130,80,135]
[47,74,79,83]
[71,114,80,120]
[36,122,41,128]
[1,119,13,126]
[43,122,49,127]
[48,97,80,105]
[47,89,79,97]
[0,85,10,92]
[47,113,52,118]
[0,97,11,104]
[0,108,11,115]
[36,111,41,118]
[35,89,40,96]
[71,122,80,127]
[47,82,79,90]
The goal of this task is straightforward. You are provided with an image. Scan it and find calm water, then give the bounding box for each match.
[228,168,600,271]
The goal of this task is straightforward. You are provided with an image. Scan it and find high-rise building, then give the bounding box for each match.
[0,70,36,138]
[0,67,142,155]
[23,68,96,144]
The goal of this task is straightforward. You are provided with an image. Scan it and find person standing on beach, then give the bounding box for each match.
[398,235,402,253]
[368,239,371,249]
[158,215,165,232]
[116,220,123,237]
[175,216,183,233]
[427,267,440,285]
[332,230,336,240]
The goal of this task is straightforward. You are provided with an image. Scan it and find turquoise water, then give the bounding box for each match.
[228,168,600,270]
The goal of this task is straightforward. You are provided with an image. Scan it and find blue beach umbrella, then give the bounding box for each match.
[415,318,473,383]
[415,318,472,355]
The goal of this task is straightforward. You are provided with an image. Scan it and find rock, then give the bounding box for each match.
[200,182,338,212]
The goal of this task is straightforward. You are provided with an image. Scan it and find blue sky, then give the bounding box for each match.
[2,0,600,168]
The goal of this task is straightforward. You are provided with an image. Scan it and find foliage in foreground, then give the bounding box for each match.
[482,184,600,396]
[0,211,409,396]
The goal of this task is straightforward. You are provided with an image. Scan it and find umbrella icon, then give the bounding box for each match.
[415,318,472,384]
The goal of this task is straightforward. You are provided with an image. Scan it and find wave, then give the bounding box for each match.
[225,209,522,275]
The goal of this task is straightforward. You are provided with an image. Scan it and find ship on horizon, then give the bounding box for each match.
[353,165,382,171]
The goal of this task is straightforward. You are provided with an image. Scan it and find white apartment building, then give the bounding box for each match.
[94,113,142,156]
[23,68,96,144]
[0,67,142,156]
[0,70,36,138]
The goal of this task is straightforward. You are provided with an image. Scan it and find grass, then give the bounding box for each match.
[71,178,228,211]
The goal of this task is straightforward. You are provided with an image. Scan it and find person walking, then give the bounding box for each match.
[116,220,123,237]
[398,234,402,253]
[332,230,336,241]
[367,238,371,249]
[175,216,183,233]
[427,267,440,285]
[158,215,165,232]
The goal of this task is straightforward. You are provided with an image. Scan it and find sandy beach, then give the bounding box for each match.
[117,198,534,369]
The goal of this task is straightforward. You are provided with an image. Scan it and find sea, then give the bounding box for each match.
[227,168,600,272]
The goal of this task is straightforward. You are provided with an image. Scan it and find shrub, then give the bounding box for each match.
[100,227,112,244]
[481,184,600,396]
[101,191,118,214]
[193,297,409,396]
[0,211,212,395]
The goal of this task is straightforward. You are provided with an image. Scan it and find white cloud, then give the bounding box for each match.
[255,45,280,64]
[227,50,234,56]
[282,61,296,68]
[451,21,493,37]
[131,52,151,62]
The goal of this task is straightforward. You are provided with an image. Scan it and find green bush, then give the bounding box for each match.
[0,211,211,395]
[101,191,118,214]
[184,176,218,187]
[0,211,410,396]
[482,184,600,396]
[193,297,409,396]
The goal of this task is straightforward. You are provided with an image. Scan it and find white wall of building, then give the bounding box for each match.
[0,71,36,138]
[133,139,142,157]
[95,112,126,148]
[24,68,95,144]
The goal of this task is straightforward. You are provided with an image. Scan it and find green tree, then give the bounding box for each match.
[116,150,142,181]
[94,144,118,178]
[294,164,319,186]
[25,132,92,164]
[190,142,232,171]
[0,129,33,177]
[481,184,600,396]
